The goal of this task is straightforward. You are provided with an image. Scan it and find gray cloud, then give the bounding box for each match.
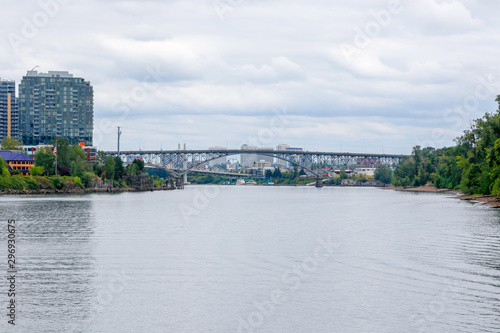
[1,0,499,153]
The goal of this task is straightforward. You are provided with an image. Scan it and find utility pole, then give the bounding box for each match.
[54,140,58,176]
[117,126,122,155]
[183,143,187,184]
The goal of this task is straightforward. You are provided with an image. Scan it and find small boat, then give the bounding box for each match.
[246,180,257,185]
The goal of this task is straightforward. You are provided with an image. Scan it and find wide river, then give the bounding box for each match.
[1,186,499,332]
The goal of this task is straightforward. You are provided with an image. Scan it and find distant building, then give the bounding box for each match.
[0,78,19,142]
[240,144,258,167]
[22,144,52,157]
[275,143,290,167]
[18,70,94,146]
[275,145,303,168]
[22,144,96,162]
[250,160,273,175]
[208,146,227,166]
[0,150,34,175]
[357,157,381,169]
[226,162,240,171]
[354,167,376,177]
[240,144,274,167]
[82,146,97,162]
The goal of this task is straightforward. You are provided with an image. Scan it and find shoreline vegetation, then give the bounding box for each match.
[0,137,171,194]
[0,186,175,195]
[389,95,500,208]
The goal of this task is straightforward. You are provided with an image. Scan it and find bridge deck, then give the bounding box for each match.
[105,149,405,158]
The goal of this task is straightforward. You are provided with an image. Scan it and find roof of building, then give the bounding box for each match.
[0,151,34,162]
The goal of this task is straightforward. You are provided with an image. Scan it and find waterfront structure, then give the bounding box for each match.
[18,70,93,146]
[0,150,34,175]
[0,78,19,142]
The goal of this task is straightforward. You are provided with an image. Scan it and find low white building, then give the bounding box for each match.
[354,168,376,177]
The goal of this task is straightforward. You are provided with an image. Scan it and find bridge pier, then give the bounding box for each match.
[315,178,323,188]
[175,177,184,189]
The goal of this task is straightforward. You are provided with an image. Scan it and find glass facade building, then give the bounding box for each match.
[0,78,19,142]
[19,70,93,146]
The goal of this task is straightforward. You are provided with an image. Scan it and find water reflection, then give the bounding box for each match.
[0,197,97,333]
[1,188,500,332]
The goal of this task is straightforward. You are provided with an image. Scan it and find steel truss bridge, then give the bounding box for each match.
[105,149,404,179]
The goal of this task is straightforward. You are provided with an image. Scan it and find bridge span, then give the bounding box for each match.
[105,149,404,180]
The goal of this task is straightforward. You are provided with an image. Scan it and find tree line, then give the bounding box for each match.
[0,137,152,190]
[392,95,500,196]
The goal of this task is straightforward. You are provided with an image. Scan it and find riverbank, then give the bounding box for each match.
[384,184,500,208]
[384,184,459,193]
[0,186,176,195]
[455,194,500,208]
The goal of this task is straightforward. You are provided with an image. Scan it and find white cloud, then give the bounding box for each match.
[240,56,305,83]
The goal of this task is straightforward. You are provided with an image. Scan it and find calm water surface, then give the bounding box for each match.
[1,186,499,332]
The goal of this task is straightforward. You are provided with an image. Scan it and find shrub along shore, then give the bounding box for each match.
[0,137,168,194]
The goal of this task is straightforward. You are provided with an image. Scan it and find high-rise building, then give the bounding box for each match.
[276,143,290,167]
[0,78,19,142]
[240,144,258,167]
[240,144,274,167]
[19,70,93,146]
[275,144,303,168]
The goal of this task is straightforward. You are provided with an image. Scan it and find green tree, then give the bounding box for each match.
[299,168,307,176]
[374,165,392,184]
[30,166,45,176]
[52,137,71,168]
[103,156,115,180]
[69,145,86,178]
[114,156,124,180]
[34,148,55,176]
[82,171,96,188]
[0,157,9,177]
[0,137,23,150]
[272,167,282,179]
[340,168,348,180]
[432,146,464,189]
[487,138,500,197]
[126,163,139,177]
[132,159,145,173]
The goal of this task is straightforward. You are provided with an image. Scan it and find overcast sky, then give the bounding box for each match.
[1,0,500,153]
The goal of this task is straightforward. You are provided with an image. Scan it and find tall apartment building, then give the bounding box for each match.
[18,70,93,146]
[0,78,19,142]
